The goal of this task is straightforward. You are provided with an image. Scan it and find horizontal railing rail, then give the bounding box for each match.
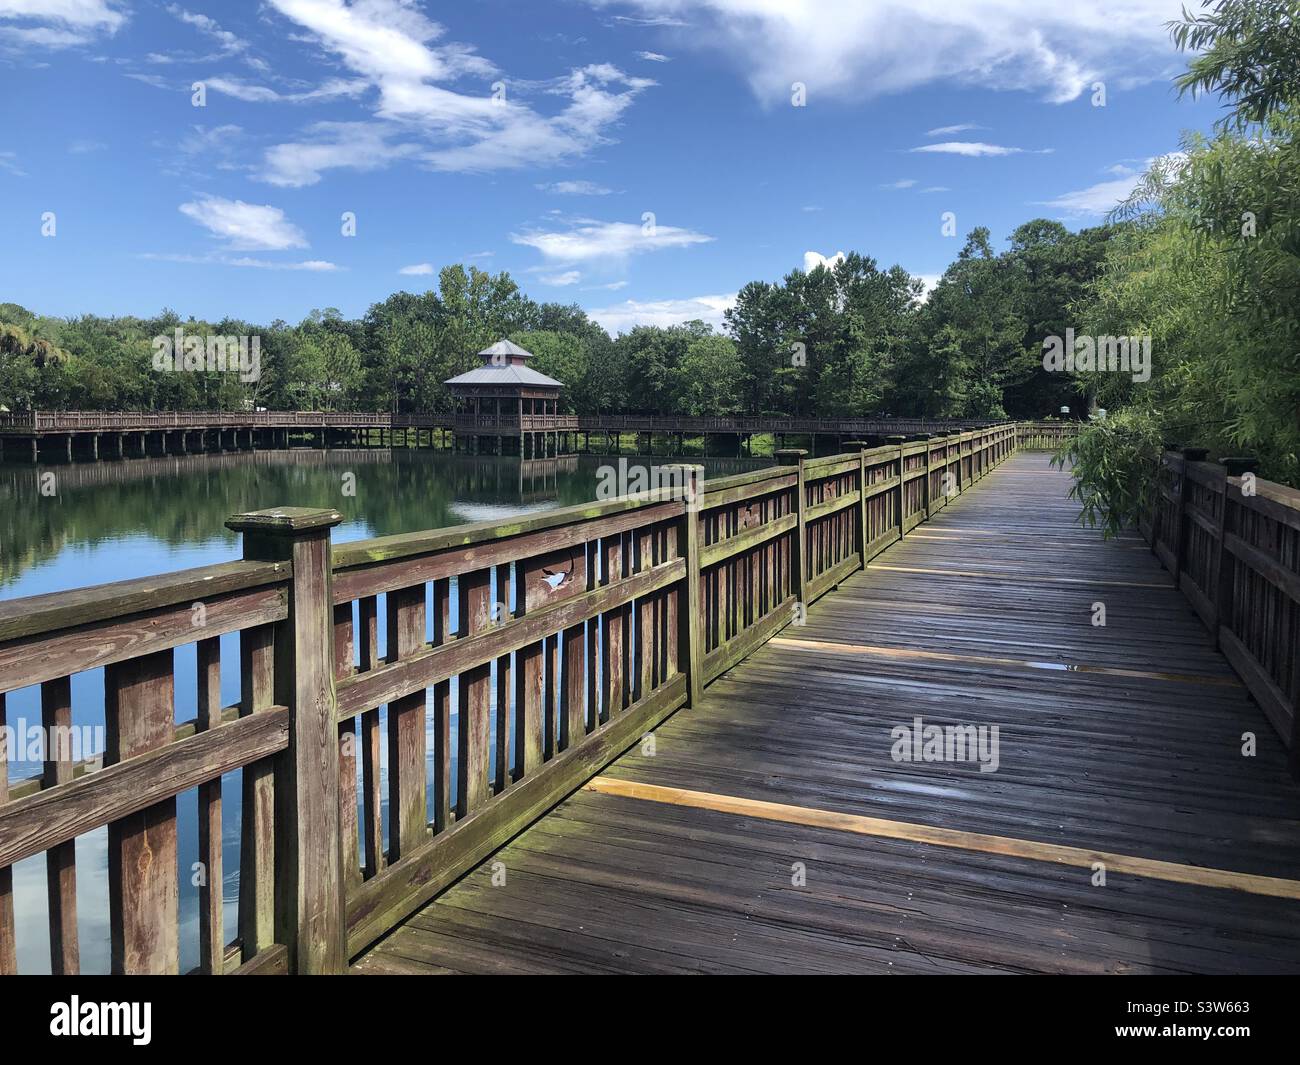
[1144,449,1300,763]
[0,424,1018,973]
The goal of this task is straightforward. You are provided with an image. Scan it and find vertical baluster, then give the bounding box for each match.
[0,692,16,975]
[238,623,275,960]
[635,527,656,701]
[196,637,224,974]
[494,564,513,794]
[333,605,360,893]
[386,585,427,859]
[515,560,546,778]
[560,573,586,751]
[458,568,493,814]
[430,582,451,833]
[601,532,628,719]
[584,543,600,730]
[107,650,179,974]
[358,596,387,863]
[42,676,78,974]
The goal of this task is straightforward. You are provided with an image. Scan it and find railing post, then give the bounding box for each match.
[843,441,869,568]
[886,435,907,541]
[1171,447,1208,588]
[1213,457,1257,650]
[921,434,934,517]
[776,449,808,607]
[660,464,704,708]
[226,505,346,975]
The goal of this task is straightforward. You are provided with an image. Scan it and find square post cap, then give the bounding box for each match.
[842,439,869,450]
[1220,456,1259,476]
[775,448,808,465]
[226,506,344,535]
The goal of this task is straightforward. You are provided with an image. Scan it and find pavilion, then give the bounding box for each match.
[443,339,567,456]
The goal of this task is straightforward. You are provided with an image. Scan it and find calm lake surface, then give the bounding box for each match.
[0,447,767,973]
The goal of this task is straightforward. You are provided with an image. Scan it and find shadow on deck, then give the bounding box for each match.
[355,453,1300,975]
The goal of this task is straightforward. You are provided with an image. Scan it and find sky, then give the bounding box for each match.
[0,0,1220,334]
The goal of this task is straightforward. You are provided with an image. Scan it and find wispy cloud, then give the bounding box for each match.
[583,0,1183,104]
[398,262,435,275]
[257,1,654,182]
[203,76,369,103]
[512,218,713,263]
[636,50,670,62]
[586,293,734,334]
[881,178,917,189]
[926,123,984,136]
[1038,154,1183,216]
[536,179,616,195]
[539,270,581,285]
[0,0,125,49]
[141,251,338,271]
[910,141,1048,157]
[178,195,309,250]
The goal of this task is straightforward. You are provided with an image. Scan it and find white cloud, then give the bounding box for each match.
[926,123,984,136]
[539,270,581,285]
[0,0,125,48]
[919,185,950,193]
[399,262,435,275]
[204,76,369,103]
[586,293,735,334]
[1038,154,1184,217]
[0,150,25,176]
[512,219,713,263]
[178,196,309,250]
[636,50,670,61]
[167,5,246,55]
[881,178,917,189]
[803,250,845,272]
[1038,176,1139,216]
[140,251,339,270]
[536,179,615,195]
[583,0,1184,103]
[910,141,1039,157]
[261,121,421,187]
[261,1,653,180]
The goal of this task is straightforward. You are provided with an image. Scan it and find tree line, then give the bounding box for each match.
[0,218,1111,424]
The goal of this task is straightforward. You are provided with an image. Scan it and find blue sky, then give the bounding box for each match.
[0,0,1217,333]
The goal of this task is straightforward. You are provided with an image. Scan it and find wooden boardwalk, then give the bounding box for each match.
[355,452,1300,975]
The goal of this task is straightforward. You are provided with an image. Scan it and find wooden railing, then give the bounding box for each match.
[0,410,441,433]
[0,425,1017,974]
[1144,449,1300,761]
[1016,421,1079,450]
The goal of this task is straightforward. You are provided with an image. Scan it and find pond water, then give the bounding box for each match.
[0,446,768,973]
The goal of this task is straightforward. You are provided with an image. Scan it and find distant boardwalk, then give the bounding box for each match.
[357,453,1300,975]
[0,408,1053,462]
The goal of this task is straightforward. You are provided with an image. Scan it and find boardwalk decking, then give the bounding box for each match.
[355,452,1300,975]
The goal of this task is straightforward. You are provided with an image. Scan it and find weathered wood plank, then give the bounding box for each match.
[238,622,276,960]
[106,650,179,974]
[458,568,493,816]
[42,676,79,975]
[386,584,427,860]
[196,636,224,975]
[0,584,287,697]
